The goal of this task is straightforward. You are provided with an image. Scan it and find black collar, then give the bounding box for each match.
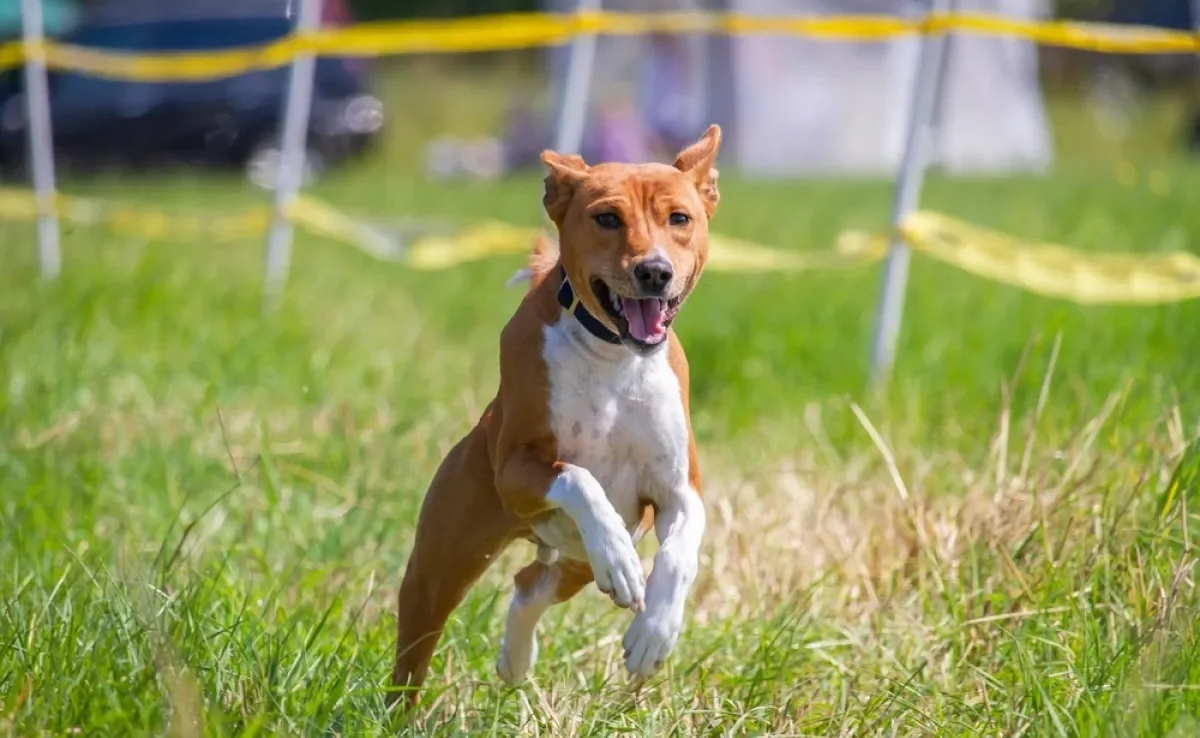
[557,267,622,345]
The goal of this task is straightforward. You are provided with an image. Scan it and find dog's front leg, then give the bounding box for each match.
[547,465,646,610]
[621,487,706,678]
[496,453,646,611]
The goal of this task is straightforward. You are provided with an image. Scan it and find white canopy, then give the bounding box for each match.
[546,0,1054,175]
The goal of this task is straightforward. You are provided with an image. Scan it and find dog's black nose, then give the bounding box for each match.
[633,258,674,294]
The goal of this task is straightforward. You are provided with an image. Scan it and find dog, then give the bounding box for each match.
[390,124,721,706]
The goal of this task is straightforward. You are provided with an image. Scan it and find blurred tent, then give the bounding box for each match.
[535,0,1053,176]
[0,0,81,38]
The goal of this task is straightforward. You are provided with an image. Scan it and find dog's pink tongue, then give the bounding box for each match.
[621,297,667,343]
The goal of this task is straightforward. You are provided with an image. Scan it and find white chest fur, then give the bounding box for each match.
[531,316,690,561]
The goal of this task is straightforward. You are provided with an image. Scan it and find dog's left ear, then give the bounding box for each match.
[674,124,721,218]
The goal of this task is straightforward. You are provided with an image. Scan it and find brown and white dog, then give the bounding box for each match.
[391,125,721,705]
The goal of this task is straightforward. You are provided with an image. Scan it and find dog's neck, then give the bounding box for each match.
[553,268,674,366]
[554,308,635,366]
[556,267,621,346]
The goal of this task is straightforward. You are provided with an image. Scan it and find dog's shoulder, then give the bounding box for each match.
[496,264,563,421]
[490,252,566,477]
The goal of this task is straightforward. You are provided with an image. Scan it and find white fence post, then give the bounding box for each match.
[867,0,952,390]
[19,0,61,279]
[552,0,602,154]
[263,0,323,309]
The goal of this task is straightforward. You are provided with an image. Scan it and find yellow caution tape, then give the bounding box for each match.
[900,211,1200,305]
[0,187,269,241]
[708,232,882,273]
[287,194,403,260]
[0,13,1195,79]
[368,213,1200,306]
[404,221,884,273]
[408,220,539,270]
[355,209,1200,305]
[923,13,1200,53]
[40,38,303,82]
[315,13,579,56]
[0,187,49,220]
[4,186,1200,305]
[0,41,21,71]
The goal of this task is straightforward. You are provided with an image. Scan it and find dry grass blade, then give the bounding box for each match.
[849,401,946,593]
[848,402,910,504]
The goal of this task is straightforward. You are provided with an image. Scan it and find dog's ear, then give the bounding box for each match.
[673,124,721,218]
[540,150,588,222]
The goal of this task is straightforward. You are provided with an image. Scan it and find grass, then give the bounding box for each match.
[3,59,1200,735]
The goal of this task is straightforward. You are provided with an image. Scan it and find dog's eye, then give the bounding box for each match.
[669,212,691,227]
[593,213,622,230]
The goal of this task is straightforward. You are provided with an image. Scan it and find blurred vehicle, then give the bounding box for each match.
[1092,0,1196,85]
[0,0,384,187]
[0,0,79,38]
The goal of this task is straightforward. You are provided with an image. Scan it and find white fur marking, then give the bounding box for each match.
[534,314,699,651]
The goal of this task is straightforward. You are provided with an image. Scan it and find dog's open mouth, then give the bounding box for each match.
[591,278,682,347]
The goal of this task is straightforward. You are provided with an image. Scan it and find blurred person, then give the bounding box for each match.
[495,0,709,171]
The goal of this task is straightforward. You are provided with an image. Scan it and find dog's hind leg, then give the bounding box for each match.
[391,430,519,706]
[495,556,594,685]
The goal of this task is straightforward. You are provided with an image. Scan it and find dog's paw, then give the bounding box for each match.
[496,632,537,686]
[583,520,645,611]
[622,609,682,679]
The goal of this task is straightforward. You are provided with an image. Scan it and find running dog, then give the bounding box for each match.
[391,125,721,705]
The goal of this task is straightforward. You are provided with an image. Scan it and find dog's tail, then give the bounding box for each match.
[505,231,559,290]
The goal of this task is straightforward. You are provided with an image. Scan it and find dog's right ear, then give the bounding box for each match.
[540,150,588,222]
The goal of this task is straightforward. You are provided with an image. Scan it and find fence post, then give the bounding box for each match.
[552,0,602,154]
[867,0,952,390]
[19,0,60,279]
[262,0,323,310]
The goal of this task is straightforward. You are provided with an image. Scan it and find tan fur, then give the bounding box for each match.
[391,125,721,707]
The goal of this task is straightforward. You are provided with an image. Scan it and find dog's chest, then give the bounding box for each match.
[532,320,689,557]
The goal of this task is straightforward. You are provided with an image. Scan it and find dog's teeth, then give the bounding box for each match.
[611,295,622,314]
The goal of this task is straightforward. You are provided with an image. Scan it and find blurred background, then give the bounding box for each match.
[0,0,1197,187]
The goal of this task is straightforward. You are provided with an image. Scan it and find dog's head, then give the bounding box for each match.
[540,124,721,354]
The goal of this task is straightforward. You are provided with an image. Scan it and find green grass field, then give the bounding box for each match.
[4,62,1200,735]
